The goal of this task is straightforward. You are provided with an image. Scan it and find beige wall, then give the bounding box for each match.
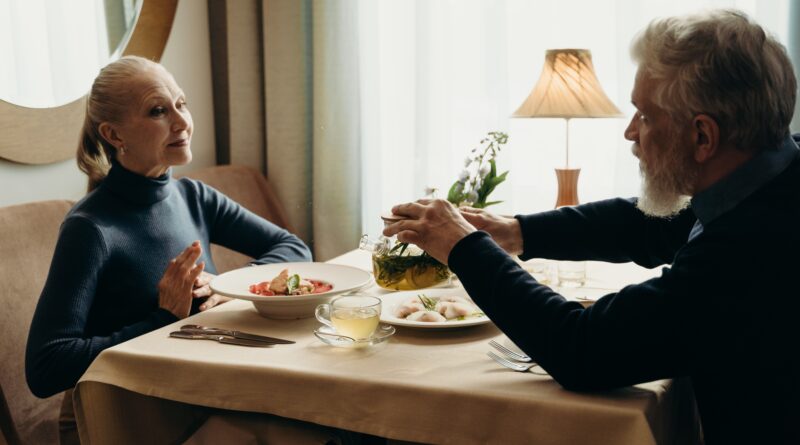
[0,0,216,207]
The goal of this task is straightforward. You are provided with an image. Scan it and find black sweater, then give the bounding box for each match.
[26,163,311,398]
[450,137,800,445]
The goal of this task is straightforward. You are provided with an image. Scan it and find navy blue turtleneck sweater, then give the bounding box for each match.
[26,163,311,398]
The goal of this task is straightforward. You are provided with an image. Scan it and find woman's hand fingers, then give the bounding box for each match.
[192,271,216,298]
[192,286,212,298]
[195,271,215,287]
[158,242,205,319]
[173,240,200,265]
[199,294,232,311]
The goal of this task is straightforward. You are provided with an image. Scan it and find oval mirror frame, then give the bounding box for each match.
[0,0,179,165]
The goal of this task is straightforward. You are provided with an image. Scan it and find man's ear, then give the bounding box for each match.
[97,122,123,150]
[692,114,719,163]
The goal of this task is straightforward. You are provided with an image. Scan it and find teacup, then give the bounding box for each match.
[315,295,381,340]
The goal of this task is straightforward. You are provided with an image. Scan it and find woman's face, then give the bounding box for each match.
[102,66,193,177]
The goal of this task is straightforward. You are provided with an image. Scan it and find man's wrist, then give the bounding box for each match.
[506,218,524,255]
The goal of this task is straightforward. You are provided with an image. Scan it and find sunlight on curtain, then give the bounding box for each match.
[358,0,790,239]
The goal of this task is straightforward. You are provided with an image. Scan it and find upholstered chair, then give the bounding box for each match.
[0,200,73,445]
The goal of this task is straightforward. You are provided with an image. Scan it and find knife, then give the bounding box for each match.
[169,331,274,347]
[180,324,295,344]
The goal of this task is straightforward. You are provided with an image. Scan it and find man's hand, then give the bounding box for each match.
[460,207,523,255]
[382,199,477,265]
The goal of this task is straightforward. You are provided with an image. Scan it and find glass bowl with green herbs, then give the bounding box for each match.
[360,236,451,291]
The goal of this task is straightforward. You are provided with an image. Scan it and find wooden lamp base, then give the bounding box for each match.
[554,168,580,208]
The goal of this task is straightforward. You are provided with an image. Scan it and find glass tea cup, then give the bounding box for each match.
[315,295,382,340]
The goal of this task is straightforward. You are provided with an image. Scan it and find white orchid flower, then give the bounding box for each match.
[466,190,479,204]
[479,162,491,177]
[457,169,470,182]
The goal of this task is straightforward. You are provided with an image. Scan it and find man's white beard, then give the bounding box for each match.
[633,143,694,218]
[637,170,691,218]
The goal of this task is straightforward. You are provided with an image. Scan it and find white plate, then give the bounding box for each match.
[210,262,372,319]
[380,288,491,329]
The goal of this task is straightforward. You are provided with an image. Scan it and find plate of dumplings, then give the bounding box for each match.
[380,288,491,329]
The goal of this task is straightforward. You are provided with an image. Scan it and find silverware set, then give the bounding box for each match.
[169,324,295,347]
[487,339,548,375]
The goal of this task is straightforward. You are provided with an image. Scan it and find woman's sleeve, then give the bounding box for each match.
[25,217,177,398]
[196,182,312,264]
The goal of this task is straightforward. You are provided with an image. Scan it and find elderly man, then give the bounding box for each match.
[384,10,799,445]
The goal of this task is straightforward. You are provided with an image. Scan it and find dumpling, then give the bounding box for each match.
[406,310,447,322]
[393,299,425,318]
[436,295,471,304]
[435,301,475,319]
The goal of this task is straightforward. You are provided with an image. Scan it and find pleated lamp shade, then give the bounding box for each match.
[512,49,622,208]
[513,49,622,118]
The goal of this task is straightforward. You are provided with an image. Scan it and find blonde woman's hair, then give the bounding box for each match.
[630,9,796,151]
[77,55,161,191]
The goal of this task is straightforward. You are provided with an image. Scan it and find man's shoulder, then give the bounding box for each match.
[705,153,800,241]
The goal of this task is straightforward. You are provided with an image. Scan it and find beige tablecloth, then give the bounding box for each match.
[74,251,700,445]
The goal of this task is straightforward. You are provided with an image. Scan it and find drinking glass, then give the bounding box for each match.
[557,261,586,287]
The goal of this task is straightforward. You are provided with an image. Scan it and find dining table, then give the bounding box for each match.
[73,249,701,445]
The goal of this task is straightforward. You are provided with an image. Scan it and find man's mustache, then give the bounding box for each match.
[630,143,640,158]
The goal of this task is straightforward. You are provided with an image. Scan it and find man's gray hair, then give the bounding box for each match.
[631,9,796,151]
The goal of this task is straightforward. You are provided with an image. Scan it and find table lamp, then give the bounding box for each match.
[513,49,623,207]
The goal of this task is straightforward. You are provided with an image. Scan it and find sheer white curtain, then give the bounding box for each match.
[357,0,791,238]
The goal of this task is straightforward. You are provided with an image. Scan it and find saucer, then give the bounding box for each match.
[314,324,395,348]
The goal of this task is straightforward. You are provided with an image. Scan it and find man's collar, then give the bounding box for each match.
[690,135,799,225]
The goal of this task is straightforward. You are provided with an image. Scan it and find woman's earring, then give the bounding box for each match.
[118,145,126,155]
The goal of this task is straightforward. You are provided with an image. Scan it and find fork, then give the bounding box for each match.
[488,340,533,362]
[487,351,548,375]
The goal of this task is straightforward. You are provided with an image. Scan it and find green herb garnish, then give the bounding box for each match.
[286,274,300,294]
[456,311,485,321]
[417,294,437,311]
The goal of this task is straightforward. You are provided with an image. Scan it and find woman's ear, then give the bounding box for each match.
[97,122,123,150]
[692,114,719,163]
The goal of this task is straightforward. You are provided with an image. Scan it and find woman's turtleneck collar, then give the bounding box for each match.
[102,159,173,205]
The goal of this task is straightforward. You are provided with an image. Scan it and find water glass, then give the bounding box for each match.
[557,261,586,287]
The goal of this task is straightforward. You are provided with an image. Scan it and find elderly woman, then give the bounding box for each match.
[25,56,311,400]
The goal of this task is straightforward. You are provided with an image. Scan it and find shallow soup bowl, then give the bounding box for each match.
[210,262,372,319]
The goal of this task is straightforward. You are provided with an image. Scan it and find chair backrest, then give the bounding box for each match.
[0,200,73,445]
[179,165,293,273]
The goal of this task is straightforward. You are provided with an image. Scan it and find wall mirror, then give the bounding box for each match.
[1,0,141,109]
[0,0,178,164]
